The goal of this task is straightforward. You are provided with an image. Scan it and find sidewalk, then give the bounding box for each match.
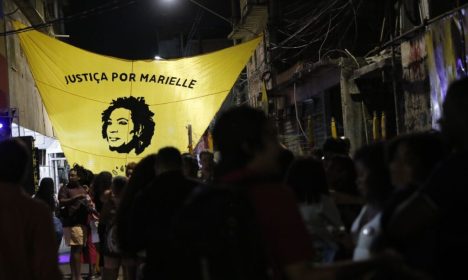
[58,239,123,279]
[59,240,94,279]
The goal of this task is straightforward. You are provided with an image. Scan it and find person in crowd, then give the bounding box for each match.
[181,153,199,179]
[90,171,113,276]
[323,138,350,159]
[91,171,113,215]
[285,157,345,263]
[386,132,447,192]
[82,184,99,279]
[100,176,128,280]
[325,155,363,234]
[101,96,155,155]
[35,177,63,246]
[125,162,137,178]
[130,147,198,280]
[58,164,93,280]
[116,154,158,280]
[386,77,468,279]
[277,146,295,180]
[0,139,62,280]
[351,143,393,261]
[198,150,215,183]
[371,131,448,277]
[169,106,400,280]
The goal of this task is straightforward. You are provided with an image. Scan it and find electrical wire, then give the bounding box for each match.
[318,16,333,61]
[0,0,139,36]
[293,79,310,142]
[274,5,353,63]
[272,0,356,66]
[279,0,341,46]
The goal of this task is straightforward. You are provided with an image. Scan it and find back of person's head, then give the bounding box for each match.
[112,176,128,197]
[278,147,295,180]
[285,157,329,203]
[212,106,270,174]
[70,163,93,186]
[91,171,112,200]
[325,154,358,195]
[0,139,30,184]
[35,177,55,211]
[354,142,393,208]
[37,177,55,197]
[125,162,137,178]
[157,147,182,172]
[117,153,157,255]
[199,150,214,162]
[387,131,448,187]
[441,77,468,151]
[181,154,198,178]
[323,138,349,158]
[82,169,94,187]
[126,154,158,193]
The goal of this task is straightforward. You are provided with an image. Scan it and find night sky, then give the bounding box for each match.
[63,0,232,60]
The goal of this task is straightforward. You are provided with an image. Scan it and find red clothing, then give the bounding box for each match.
[82,215,98,264]
[0,183,62,280]
[221,169,314,276]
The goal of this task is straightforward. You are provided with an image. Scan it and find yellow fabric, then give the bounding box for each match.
[331,117,337,139]
[372,111,380,141]
[381,112,386,140]
[13,21,260,175]
[261,81,268,114]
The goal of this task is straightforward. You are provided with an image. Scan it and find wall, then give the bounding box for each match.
[4,0,54,137]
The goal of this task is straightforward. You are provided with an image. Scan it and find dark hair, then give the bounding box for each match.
[387,131,448,184]
[212,106,270,175]
[354,143,393,208]
[157,147,182,170]
[35,177,56,212]
[441,77,468,150]
[323,138,349,157]
[125,162,137,177]
[278,148,295,179]
[116,154,158,255]
[325,155,358,195]
[112,176,128,197]
[91,171,113,213]
[0,139,30,184]
[71,164,94,187]
[199,150,214,159]
[182,154,199,178]
[285,157,329,203]
[101,96,155,155]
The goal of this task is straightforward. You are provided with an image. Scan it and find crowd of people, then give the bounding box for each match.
[1,77,468,280]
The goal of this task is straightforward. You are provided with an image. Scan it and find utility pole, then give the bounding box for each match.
[187,124,193,154]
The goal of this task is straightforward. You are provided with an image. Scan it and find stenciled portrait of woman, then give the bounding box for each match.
[101,96,155,155]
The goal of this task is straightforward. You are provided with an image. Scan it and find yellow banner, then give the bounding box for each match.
[13,21,260,175]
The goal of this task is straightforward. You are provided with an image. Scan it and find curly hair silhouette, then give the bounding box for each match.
[102,96,155,155]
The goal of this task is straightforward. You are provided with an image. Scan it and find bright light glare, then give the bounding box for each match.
[154,55,163,60]
[0,123,3,129]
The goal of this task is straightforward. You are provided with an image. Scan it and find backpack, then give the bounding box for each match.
[168,184,271,280]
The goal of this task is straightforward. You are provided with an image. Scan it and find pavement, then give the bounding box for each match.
[59,241,94,279]
[58,240,122,280]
